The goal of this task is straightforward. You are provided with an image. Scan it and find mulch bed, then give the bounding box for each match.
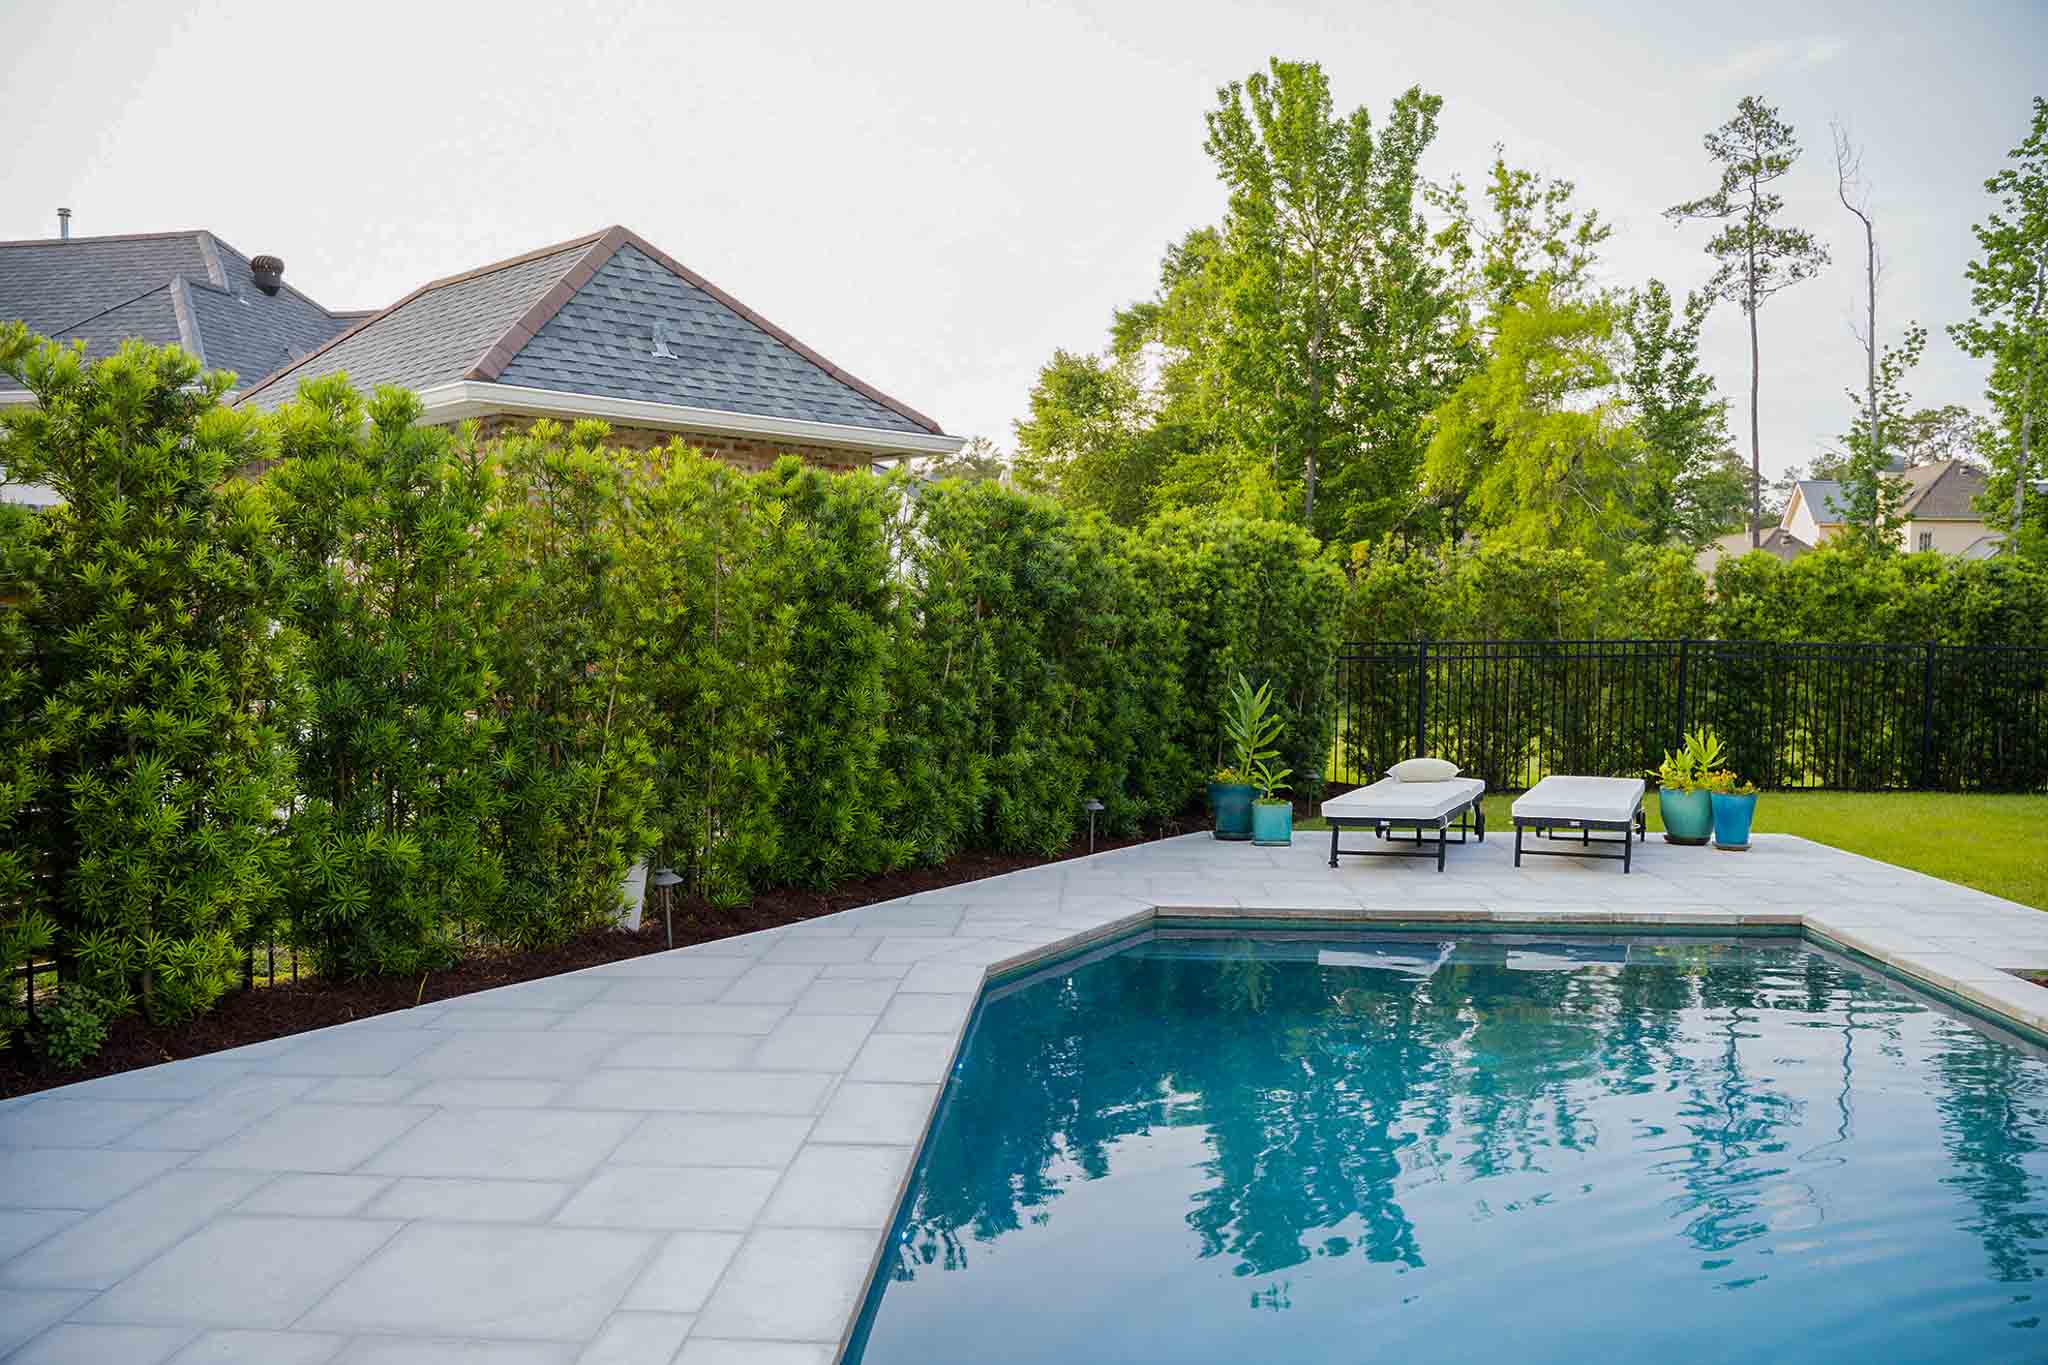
[3,816,1206,1099]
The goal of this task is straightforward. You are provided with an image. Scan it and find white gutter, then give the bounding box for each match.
[413,381,965,458]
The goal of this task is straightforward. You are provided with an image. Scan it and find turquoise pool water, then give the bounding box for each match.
[845,931,2048,1364]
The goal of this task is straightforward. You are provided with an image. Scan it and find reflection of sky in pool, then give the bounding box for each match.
[846,933,2048,1364]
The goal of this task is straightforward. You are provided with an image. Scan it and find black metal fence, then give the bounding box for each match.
[1329,640,2048,793]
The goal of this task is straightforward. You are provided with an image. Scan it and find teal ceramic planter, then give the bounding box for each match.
[1658,788,1712,845]
[1251,801,1293,847]
[1711,791,1758,850]
[1208,781,1254,841]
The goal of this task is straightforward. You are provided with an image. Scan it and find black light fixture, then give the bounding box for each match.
[651,867,683,948]
[1083,798,1104,853]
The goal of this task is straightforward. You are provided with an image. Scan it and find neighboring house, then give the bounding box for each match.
[1699,459,2004,575]
[235,225,962,470]
[0,220,364,504]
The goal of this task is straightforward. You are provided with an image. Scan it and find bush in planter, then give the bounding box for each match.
[1703,768,1760,850]
[1651,727,1724,845]
[0,328,295,1035]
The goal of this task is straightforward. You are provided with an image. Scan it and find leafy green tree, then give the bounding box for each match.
[1619,280,1744,546]
[486,421,658,945]
[1203,63,1459,539]
[0,499,54,1047]
[1433,151,1612,330]
[1951,97,2048,554]
[1424,288,1648,560]
[1011,350,1161,522]
[0,328,294,1040]
[1667,96,1831,547]
[917,435,1009,486]
[1832,326,1928,553]
[1896,404,1992,468]
[268,378,505,977]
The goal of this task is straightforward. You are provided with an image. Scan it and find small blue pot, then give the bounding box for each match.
[1251,801,1293,847]
[1711,791,1757,850]
[1208,782,1254,841]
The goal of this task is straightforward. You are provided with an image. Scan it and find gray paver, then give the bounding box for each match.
[811,1083,940,1146]
[0,1210,79,1261]
[303,1223,653,1340]
[692,1228,876,1341]
[333,1342,574,1365]
[674,1344,832,1365]
[366,1177,572,1223]
[8,1323,193,1364]
[236,1174,389,1217]
[748,1014,874,1072]
[608,1115,814,1169]
[620,1231,742,1314]
[115,1077,319,1150]
[0,1148,187,1210]
[576,1311,695,1364]
[760,1144,911,1229]
[168,1331,347,1364]
[0,1098,174,1149]
[846,1032,956,1084]
[190,1103,430,1173]
[556,1166,778,1230]
[0,1290,91,1357]
[364,1108,639,1181]
[403,1031,628,1079]
[559,1069,832,1115]
[1,1169,266,1289]
[81,1215,400,1326]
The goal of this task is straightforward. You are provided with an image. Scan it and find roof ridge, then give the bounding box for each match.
[1898,459,1951,515]
[466,229,622,382]
[0,228,210,249]
[236,230,607,404]
[604,227,945,436]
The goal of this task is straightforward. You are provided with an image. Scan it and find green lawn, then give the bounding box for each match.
[1300,791,2048,911]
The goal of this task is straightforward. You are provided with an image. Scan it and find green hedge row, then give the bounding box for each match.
[1339,541,2048,648]
[0,334,1340,1062]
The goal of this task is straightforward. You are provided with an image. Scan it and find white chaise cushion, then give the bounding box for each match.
[1321,775,1486,823]
[1388,757,1461,783]
[1510,776,1646,823]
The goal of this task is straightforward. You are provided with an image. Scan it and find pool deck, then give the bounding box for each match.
[4,829,2047,1364]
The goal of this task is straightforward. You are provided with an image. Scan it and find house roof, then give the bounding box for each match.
[1695,525,1810,576]
[1792,479,1849,523]
[0,230,355,394]
[235,226,945,440]
[1897,459,1987,519]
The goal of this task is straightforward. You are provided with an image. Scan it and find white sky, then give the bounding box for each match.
[3,0,2041,480]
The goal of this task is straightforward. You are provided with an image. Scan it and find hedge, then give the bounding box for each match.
[0,342,1341,1061]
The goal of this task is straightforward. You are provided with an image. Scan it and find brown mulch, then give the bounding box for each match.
[2,817,1203,1099]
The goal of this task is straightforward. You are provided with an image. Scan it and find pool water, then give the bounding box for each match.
[845,931,2048,1364]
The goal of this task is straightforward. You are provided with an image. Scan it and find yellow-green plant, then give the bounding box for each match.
[1653,726,1727,792]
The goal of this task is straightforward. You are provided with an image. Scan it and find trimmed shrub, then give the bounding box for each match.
[268,379,506,977]
[0,328,293,1031]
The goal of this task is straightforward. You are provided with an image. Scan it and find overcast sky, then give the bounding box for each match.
[3,0,2042,479]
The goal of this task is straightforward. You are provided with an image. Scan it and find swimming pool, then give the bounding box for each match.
[845,929,2048,1363]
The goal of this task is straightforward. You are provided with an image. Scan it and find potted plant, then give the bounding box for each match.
[1212,673,1282,842]
[1704,768,1759,851]
[1650,727,1723,846]
[1250,754,1294,846]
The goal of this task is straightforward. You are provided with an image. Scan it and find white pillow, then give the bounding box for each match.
[1388,757,1460,783]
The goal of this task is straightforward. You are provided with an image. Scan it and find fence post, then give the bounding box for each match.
[1676,638,1691,746]
[1920,642,1938,789]
[1415,641,1428,758]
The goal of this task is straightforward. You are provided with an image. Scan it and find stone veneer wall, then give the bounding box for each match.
[471,415,877,473]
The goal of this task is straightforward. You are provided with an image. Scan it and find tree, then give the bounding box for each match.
[1666,96,1831,548]
[1951,97,2048,550]
[1833,326,1927,553]
[1895,404,1992,468]
[1011,350,1160,522]
[1433,150,1612,330]
[0,328,294,1047]
[917,435,1008,486]
[1619,280,1744,545]
[1423,288,1648,560]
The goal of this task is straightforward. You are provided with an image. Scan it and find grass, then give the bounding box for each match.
[1298,791,2048,912]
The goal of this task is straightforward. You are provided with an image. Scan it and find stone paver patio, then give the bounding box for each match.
[4,829,2046,1363]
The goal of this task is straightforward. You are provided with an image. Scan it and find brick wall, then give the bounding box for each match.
[470,414,877,473]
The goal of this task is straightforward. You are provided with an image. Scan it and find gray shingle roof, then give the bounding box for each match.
[236,226,946,438]
[497,244,928,434]
[1898,460,1986,519]
[0,230,353,394]
[1795,480,1849,522]
[235,238,594,411]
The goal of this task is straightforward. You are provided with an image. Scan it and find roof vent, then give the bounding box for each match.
[57,207,71,240]
[250,255,285,296]
[652,319,681,359]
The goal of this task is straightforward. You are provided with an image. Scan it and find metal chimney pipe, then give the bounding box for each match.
[57,207,71,240]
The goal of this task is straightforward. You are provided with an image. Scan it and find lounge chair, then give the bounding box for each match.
[1321,775,1486,873]
[1510,776,1647,873]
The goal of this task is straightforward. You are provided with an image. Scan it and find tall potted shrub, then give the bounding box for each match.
[1650,728,1723,846]
[1213,674,1282,841]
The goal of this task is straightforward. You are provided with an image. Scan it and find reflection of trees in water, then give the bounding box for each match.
[890,940,2048,1297]
[1930,1018,2048,1287]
